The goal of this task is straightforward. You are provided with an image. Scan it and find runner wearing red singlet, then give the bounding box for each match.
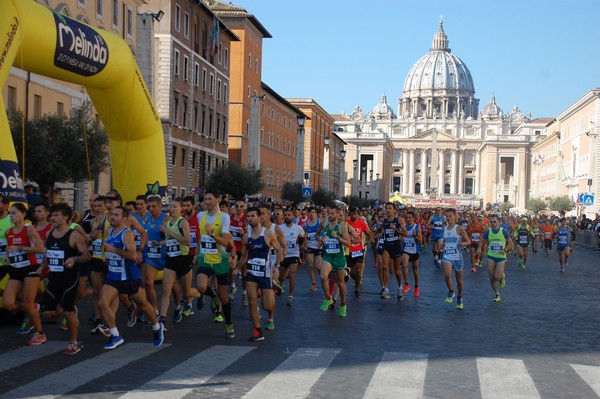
[229,200,247,301]
[468,214,485,272]
[346,207,374,298]
[182,196,199,316]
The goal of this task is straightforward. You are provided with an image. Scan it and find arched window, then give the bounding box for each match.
[415,183,421,194]
[444,183,451,194]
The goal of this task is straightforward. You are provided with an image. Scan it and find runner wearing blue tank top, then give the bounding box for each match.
[303,207,322,292]
[241,207,282,341]
[556,218,573,272]
[427,208,445,268]
[439,208,470,309]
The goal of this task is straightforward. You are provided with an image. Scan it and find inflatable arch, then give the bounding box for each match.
[0,0,167,202]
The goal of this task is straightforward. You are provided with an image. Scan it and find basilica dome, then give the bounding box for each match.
[371,94,395,119]
[481,94,502,120]
[399,20,479,119]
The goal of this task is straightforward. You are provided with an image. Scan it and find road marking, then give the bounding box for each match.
[477,357,540,399]
[243,347,341,399]
[119,345,255,399]
[0,342,166,399]
[363,352,428,399]
[571,364,600,396]
[0,341,65,373]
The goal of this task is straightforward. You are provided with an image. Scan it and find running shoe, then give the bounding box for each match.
[476,261,483,268]
[59,317,68,331]
[329,299,337,311]
[456,297,464,310]
[104,335,124,350]
[471,266,476,273]
[413,287,420,297]
[225,324,235,339]
[564,258,569,268]
[338,304,347,318]
[287,296,294,306]
[127,303,138,327]
[196,296,204,311]
[344,267,351,283]
[320,297,333,311]
[445,291,455,303]
[17,321,34,335]
[210,296,219,314]
[436,260,441,269]
[137,313,149,324]
[249,329,264,341]
[500,274,505,288]
[90,322,111,337]
[354,289,361,298]
[493,294,502,302]
[153,322,165,347]
[402,282,410,293]
[228,284,237,300]
[182,303,194,316]
[381,288,390,299]
[214,313,224,323]
[241,293,249,307]
[27,332,47,346]
[560,266,565,273]
[64,341,82,355]
[522,262,527,271]
[172,306,183,324]
[397,289,404,301]
[310,283,317,291]
[517,259,523,268]
[264,319,275,330]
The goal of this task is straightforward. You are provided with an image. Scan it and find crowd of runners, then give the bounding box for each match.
[0,190,584,354]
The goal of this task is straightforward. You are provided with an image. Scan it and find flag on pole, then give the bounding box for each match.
[210,17,220,55]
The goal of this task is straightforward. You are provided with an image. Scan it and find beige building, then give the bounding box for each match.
[531,88,600,217]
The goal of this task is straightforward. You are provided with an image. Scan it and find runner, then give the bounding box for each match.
[99,206,165,349]
[240,206,281,341]
[3,203,45,344]
[195,190,235,339]
[89,196,111,336]
[428,208,445,268]
[41,203,91,354]
[277,209,305,306]
[542,219,555,256]
[468,214,485,272]
[0,195,14,283]
[258,204,285,296]
[182,196,199,315]
[401,210,422,297]
[439,208,470,309]
[378,202,408,300]
[477,214,513,302]
[346,206,374,298]
[513,216,535,270]
[556,218,573,272]
[319,205,351,317]
[228,200,246,301]
[303,207,322,291]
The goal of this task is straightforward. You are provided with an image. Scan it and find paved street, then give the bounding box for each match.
[1,244,599,398]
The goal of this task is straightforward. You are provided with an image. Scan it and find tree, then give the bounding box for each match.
[343,195,374,209]
[549,195,574,215]
[312,188,336,207]
[499,201,514,213]
[205,162,264,200]
[9,103,110,188]
[527,198,547,214]
[281,181,303,204]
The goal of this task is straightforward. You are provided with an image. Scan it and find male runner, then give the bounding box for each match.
[439,208,470,309]
[428,208,445,268]
[303,207,322,291]
[478,214,513,302]
[377,202,408,300]
[556,218,573,272]
[513,216,535,270]
[278,209,305,306]
[346,206,373,297]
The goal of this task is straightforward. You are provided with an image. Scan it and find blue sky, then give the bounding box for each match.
[231,0,600,119]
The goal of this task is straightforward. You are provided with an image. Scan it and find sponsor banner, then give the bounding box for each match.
[53,11,109,76]
[0,160,27,202]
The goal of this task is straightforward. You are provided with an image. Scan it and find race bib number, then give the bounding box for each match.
[247,257,266,277]
[558,236,568,245]
[471,233,480,242]
[350,250,364,258]
[0,238,8,257]
[544,232,551,239]
[106,252,123,273]
[200,235,218,254]
[166,239,181,257]
[287,241,297,250]
[92,239,103,257]
[133,230,142,249]
[46,249,65,272]
[325,237,340,254]
[519,236,528,244]
[490,242,503,253]
[230,226,242,241]
[385,228,399,241]
[147,244,161,259]
[8,251,30,268]
[190,231,197,248]
[444,247,458,255]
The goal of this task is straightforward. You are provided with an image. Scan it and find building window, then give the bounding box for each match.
[217,79,221,101]
[112,0,119,28]
[201,109,206,135]
[183,56,189,81]
[173,94,179,125]
[247,85,250,98]
[216,116,221,140]
[223,83,228,104]
[7,86,17,111]
[181,148,186,167]
[126,7,133,37]
[192,151,196,169]
[193,102,199,131]
[182,97,188,128]
[255,58,259,73]
[96,0,103,17]
[217,45,222,64]
[56,102,64,117]
[193,63,199,87]
[209,74,214,95]
[33,94,42,120]
[248,53,251,69]
[172,146,177,166]
[174,49,180,76]
[209,114,213,138]
[175,4,180,32]
[415,183,421,194]
[202,68,207,92]
[224,48,229,69]
[184,12,189,38]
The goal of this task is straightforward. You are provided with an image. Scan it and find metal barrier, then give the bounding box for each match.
[574,229,599,250]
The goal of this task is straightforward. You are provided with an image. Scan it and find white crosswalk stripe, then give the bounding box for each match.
[477,357,541,399]
[363,352,428,399]
[119,345,255,399]
[0,343,598,398]
[243,348,340,399]
[571,364,600,397]
[0,342,168,399]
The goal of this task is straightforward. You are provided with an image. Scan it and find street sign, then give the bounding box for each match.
[580,193,595,206]
[302,186,312,199]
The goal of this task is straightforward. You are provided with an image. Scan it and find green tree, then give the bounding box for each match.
[343,195,374,209]
[499,201,514,213]
[281,181,303,204]
[205,162,264,200]
[312,187,336,207]
[549,195,574,215]
[527,198,547,214]
[9,103,110,188]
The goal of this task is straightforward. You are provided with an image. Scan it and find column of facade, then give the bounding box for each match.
[450,149,457,194]
[474,150,481,194]
[421,149,427,194]
[457,149,464,194]
[408,149,415,194]
[438,150,444,193]
[402,149,409,194]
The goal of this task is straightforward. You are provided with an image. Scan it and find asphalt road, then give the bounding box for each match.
[0,243,599,398]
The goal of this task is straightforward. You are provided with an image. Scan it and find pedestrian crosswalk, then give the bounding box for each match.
[0,342,598,399]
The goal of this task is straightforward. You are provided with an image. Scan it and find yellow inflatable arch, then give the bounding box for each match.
[0,0,167,202]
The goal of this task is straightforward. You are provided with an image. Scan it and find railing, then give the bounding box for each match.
[574,229,599,250]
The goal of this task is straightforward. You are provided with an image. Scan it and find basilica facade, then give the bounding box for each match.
[334,21,550,210]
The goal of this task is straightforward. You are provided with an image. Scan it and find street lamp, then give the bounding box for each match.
[324,136,331,147]
[353,159,358,197]
[139,10,164,23]
[296,115,306,182]
[339,149,346,199]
